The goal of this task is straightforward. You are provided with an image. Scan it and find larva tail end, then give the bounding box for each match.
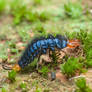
[12,64,21,72]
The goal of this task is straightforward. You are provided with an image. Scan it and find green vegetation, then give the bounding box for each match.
[10,0,27,24]
[64,1,82,18]
[75,78,92,92]
[0,0,50,24]
[34,0,42,5]
[0,43,8,61]
[25,11,39,22]
[2,88,6,92]
[10,0,38,24]
[0,0,6,13]
[10,0,23,11]
[43,89,50,92]
[8,41,16,48]
[9,0,50,24]
[20,82,28,92]
[38,66,49,78]
[8,41,18,55]
[77,31,92,68]
[13,6,27,25]
[8,70,17,82]
[17,29,30,42]
[39,11,50,21]
[0,54,8,61]
[60,57,83,78]
[35,87,42,92]
[34,22,45,33]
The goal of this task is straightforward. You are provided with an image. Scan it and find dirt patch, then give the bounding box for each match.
[82,0,92,8]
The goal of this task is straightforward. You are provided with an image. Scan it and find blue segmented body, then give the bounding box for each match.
[18,35,67,68]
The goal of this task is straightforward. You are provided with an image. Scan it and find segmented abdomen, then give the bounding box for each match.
[18,35,67,68]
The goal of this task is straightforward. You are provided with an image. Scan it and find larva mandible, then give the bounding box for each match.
[18,34,67,69]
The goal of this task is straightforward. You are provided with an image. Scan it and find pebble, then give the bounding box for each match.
[51,72,56,81]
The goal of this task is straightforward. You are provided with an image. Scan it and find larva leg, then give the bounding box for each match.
[49,49,50,56]
[36,62,39,70]
[48,49,52,57]
[36,46,42,70]
[36,55,40,70]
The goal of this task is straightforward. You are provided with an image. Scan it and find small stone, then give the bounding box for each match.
[51,72,56,81]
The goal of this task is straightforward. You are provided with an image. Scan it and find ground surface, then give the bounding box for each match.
[0,0,92,92]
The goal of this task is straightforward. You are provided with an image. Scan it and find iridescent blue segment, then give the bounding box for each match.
[18,35,67,68]
[30,47,34,53]
[50,47,55,51]
[54,38,62,49]
[27,50,31,57]
[33,43,37,50]
[62,40,67,48]
[40,40,46,47]
[47,39,55,47]
[36,41,41,48]
[44,39,48,45]
[41,40,48,49]
[42,45,48,49]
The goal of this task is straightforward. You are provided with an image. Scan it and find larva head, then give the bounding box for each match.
[67,39,80,48]
[12,64,21,72]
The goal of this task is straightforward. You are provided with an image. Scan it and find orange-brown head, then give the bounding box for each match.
[67,39,80,48]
